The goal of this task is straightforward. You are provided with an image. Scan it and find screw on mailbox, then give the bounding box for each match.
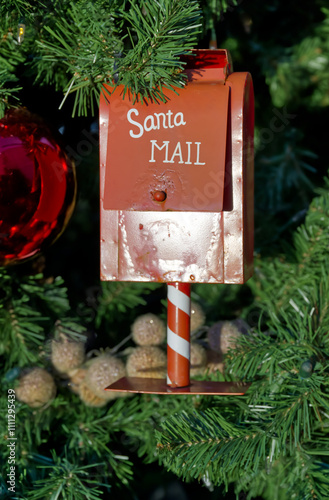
[153,190,167,202]
[100,49,254,395]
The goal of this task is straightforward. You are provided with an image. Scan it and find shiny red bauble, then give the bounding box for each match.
[0,109,76,266]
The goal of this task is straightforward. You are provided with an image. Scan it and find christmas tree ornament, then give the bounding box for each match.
[206,350,225,375]
[51,334,85,375]
[207,318,250,354]
[190,301,206,332]
[132,313,166,346]
[4,366,21,382]
[17,20,26,44]
[68,367,87,394]
[126,346,167,379]
[190,343,207,376]
[78,379,108,407]
[101,49,253,395]
[0,109,76,267]
[85,354,126,401]
[16,367,56,408]
[299,355,317,379]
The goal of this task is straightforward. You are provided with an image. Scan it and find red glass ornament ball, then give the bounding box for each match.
[0,109,77,266]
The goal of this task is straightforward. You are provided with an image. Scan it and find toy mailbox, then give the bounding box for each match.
[100,49,254,395]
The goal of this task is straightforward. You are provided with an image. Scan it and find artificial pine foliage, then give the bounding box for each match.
[1,1,329,499]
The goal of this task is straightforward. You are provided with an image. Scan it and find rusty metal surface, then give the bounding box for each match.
[223,72,254,283]
[114,211,224,282]
[100,49,254,284]
[105,377,250,395]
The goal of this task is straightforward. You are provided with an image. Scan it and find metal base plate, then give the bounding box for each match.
[105,377,249,395]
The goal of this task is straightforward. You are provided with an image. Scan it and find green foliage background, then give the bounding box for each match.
[1,0,329,499]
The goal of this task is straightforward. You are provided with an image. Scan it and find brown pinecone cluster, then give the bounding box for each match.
[15,306,250,408]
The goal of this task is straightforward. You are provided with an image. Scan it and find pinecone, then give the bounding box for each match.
[190,343,207,376]
[67,367,87,394]
[51,334,85,375]
[16,367,56,408]
[206,350,225,374]
[84,354,126,401]
[190,301,206,332]
[78,379,108,407]
[126,346,166,379]
[132,313,166,346]
[207,319,250,354]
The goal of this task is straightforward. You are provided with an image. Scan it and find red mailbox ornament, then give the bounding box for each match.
[100,50,254,395]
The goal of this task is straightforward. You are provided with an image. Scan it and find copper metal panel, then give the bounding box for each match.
[101,82,229,213]
[182,48,232,74]
[223,72,254,283]
[243,75,255,280]
[100,210,118,280]
[115,211,224,282]
[100,51,254,284]
[105,377,250,395]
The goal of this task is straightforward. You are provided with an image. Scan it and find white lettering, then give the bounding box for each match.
[149,140,205,166]
[174,112,186,127]
[144,115,156,132]
[185,142,192,164]
[168,142,184,164]
[194,142,205,165]
[149,140,170,163]
[167,110,174,128]
[127,108,187,138]
[154,113,168,130]
[127,109,143,138]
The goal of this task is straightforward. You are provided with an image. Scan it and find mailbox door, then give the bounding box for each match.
[101,84,229,213]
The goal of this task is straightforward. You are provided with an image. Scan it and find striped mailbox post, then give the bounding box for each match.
[100,49,254,395]
[167,283,191,388]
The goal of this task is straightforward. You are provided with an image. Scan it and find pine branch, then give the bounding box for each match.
[156,176,329,493]
[200,0,240,34]
[95,281,161,328]
[265,8,329,108]
[20,276,71,316]
[33,0,202,115]
[35,0,122,115]
[114,0,202,103]
[61,393,196,466]
[0,300,45,368]
[0,270,86,369]
[256,130,317,215]
[288,451,329,500]
[52,318,88,343]
[0,69,22,116]
[0,15,25,114]
[0,0,36,17]
[156,393,329,492]
[226,309,326,382]
[251,173,329,319]
[235,452,329,500]
[26,450,109,499]
[156,409,276,487]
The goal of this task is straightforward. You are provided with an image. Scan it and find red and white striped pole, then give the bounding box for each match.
[167,282,191,388]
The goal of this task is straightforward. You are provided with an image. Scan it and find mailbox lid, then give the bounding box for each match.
[100,57,230,213]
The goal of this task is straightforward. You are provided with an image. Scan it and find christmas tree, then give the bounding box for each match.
[1,1,329,499]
